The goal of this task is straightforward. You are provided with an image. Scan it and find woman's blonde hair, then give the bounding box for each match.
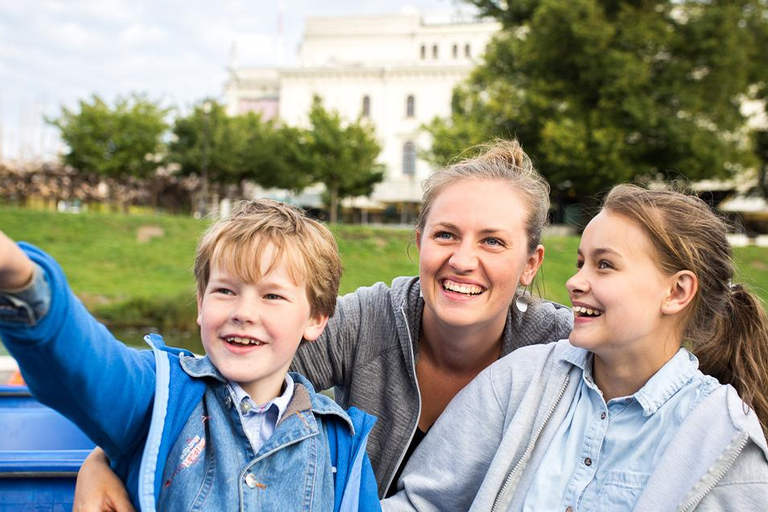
[603,184,768,437]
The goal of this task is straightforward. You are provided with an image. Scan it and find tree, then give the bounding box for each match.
[49,94,169,208]
[300,97,384,223]
[426,0,768,203]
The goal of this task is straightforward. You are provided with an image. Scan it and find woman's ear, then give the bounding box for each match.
[415,230,422,251]
[661,270,698,315]
[520,244,545,287]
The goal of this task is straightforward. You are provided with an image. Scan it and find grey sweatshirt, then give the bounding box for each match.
[382,339,768,511]
[290,276,573,497]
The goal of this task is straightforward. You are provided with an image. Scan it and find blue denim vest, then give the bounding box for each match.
[153,354,339,511]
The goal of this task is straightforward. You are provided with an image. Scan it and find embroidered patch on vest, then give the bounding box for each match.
[164,435,206,487]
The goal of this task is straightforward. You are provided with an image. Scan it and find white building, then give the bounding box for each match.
[224,10,500,221]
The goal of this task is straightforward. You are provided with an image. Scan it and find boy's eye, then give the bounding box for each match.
[215,288,234,295]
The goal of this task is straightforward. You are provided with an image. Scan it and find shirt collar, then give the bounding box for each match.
[229,374,295,424]
[560,345,700,416]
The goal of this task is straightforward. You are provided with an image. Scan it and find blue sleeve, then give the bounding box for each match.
[0,243,157,460]
[328,406,381,511]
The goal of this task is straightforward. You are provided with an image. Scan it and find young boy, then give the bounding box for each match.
[0,200,379,511]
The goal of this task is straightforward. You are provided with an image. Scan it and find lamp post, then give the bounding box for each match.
[197,101,212,217]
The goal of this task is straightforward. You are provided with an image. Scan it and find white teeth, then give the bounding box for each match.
[442,280,484,296]
[573,306,602,317]
[225,336,263,346]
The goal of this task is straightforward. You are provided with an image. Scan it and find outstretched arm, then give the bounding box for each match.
[74,448,136,512]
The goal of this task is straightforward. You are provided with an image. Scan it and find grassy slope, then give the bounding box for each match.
[1,206,766,351]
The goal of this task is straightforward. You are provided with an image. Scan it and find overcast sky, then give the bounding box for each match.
[0,0,467,160]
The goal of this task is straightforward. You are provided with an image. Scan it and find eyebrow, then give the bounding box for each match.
[577,247,622,259]
[433,222,512,236]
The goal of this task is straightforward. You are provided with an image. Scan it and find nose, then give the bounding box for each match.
[231,298,259,324]
[449,239,479,273]
[566,267,588,297]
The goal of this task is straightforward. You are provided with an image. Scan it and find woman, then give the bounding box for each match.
[74,139,573,509]
[383,185,768,511]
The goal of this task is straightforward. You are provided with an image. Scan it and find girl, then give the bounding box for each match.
[383,184,768,511]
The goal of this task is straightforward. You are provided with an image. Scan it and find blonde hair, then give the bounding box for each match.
[603,184,768,438]
[416,139,550,254]
[194,200,342,318]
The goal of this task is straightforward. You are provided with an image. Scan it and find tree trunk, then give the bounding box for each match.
[329,184,339,224]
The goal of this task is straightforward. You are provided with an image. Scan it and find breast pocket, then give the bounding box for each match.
[595,470,651,510]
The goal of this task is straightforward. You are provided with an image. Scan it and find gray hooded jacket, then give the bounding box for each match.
[291,276,573,497]
[383,339,768,511]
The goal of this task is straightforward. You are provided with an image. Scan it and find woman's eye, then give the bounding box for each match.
[433,231,454,241]
[597,260,613,270]
[483,237,506,248]
[575,259,584,269]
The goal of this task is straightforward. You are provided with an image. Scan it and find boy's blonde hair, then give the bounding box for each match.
[194,200,342,318]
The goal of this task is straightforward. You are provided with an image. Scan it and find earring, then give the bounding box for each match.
[515,285,529,313]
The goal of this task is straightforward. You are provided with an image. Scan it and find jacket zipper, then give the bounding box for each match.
[382,306,423,495]
[678,432,749,512]
[491,374,570,512]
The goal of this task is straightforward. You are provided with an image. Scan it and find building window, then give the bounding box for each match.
[452,44,458,58]
[465,44,471,58]
[403,142,416,176]
[406,95,415,118]
[362,95,370,117]
[420,44,426,59]
[432,44,438,59]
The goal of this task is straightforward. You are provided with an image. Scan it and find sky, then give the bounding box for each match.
[0,0,466,161]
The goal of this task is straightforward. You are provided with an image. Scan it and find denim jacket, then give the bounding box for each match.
[0,243,380,511]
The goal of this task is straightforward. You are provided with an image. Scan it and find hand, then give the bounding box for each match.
[0,230,34,291]
[74,447,136,512]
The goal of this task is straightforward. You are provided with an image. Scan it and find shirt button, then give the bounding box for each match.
[224,396,233,408]
[585,457,592,466]
[566,507,574,512]
[600,412,606,420]
[241,401,252,413]
[245,473,258,488]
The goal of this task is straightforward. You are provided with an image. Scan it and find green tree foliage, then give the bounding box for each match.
[427,0,768,201]
[49,94,169,181]
[300,97,384,223]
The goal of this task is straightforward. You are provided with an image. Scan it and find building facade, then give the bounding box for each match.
[224,10,500,220]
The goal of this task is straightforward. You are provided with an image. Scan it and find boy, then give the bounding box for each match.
[0,200,379,511]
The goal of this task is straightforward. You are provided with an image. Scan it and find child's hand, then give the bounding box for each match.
[0,231,34,291]
[74,447,136,512]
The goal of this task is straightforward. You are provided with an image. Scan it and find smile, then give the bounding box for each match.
[573,305,603,317]
[442,279,485,296]
[223,336,265,346]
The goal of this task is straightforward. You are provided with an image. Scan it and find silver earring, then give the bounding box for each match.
[515,285,529,313]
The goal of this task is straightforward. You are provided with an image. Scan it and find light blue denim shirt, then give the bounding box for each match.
[523,347,720,512]
[230,374,294,454]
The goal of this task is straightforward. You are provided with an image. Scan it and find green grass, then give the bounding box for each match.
[1,206,767,353]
